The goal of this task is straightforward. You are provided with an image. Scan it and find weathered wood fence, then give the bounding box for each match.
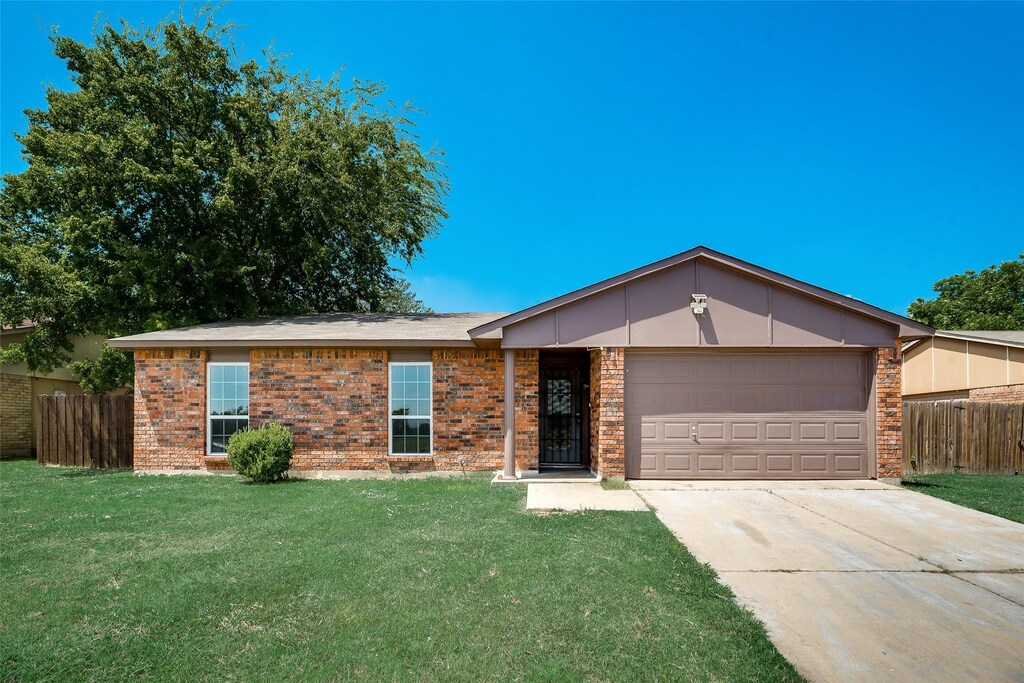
[36,395,133,468]
[902,400,1024,475]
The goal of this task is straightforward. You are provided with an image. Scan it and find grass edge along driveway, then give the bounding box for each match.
[901,472,1024,525]
[0,461,801,682]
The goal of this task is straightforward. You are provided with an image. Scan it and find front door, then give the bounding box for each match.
[539,355,589,469]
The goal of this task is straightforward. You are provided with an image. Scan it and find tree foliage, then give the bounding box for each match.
[67,344,135,394]
[0,8,445,374]
[907,255,1024,330]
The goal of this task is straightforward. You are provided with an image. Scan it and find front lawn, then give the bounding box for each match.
[901,473,1024,524]
[0,461,799,682]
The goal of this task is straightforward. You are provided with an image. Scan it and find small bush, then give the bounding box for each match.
[226,423,293,483]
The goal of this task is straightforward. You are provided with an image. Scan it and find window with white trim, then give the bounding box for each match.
[389,362,432,455]
[208,363,249,454]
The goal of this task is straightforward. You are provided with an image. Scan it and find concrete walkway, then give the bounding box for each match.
[637,482,1024,682]
[526,482,648,513]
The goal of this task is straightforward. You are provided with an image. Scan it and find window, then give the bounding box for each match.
[208,363,249,454]
[389,362,432,455]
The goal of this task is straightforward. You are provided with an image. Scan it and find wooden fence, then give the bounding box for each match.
[902,400,1024,475]
[36,395,133,468]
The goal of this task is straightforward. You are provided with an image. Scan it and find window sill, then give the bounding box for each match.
[386,455,434,463]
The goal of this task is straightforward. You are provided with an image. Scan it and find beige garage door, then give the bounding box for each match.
[625,352,871,479]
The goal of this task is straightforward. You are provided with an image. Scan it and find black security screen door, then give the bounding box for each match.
[539,358,589,468]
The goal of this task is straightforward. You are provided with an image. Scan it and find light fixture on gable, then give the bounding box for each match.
[690,293,708,316]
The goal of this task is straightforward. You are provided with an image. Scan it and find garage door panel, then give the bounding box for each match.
[733,454,760,471]
[626,352,871,479]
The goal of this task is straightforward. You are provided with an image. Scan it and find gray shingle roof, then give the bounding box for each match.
[936,330,1024,348]
[108,313,507,348]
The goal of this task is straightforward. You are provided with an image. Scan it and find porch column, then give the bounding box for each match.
[503,348,517,479]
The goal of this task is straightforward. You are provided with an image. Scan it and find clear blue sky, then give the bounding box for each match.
[2,2,1021,316]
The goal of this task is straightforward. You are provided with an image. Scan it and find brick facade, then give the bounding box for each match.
[432,349,504,471]
[968,383,1024,403]
[590,347,625,479]
[132,346,541,474]
[134,349,207,470]
[513,350,540,471]
[588,350,602,475]
[1,373,32,454]
[249,348,389,470]
[875,344,903,479]
[132,343,903,480]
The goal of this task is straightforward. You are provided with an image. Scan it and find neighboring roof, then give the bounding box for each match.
[107,313,507,349]
[469,245,935,340]
[1,320,36,332]
[935,329,1024,349]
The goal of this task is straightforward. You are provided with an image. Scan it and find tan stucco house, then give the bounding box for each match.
[109,246,934,481]
[902,330,1024,402]
[0,324,118,457]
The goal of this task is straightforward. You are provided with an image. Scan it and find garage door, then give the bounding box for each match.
[625,352,871,479]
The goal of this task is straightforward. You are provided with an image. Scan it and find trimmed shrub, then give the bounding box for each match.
[226,423,293,483]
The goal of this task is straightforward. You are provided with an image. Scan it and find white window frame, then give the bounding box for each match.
[207,362,250,456]
[387,361,433,456]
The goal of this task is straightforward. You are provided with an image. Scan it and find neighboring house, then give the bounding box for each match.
[0,324,113,457]
[109,246,933,481]
[902,330,1024,402]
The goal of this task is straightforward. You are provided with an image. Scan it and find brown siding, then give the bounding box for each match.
[134,349,207,470]
[501,259,898,349]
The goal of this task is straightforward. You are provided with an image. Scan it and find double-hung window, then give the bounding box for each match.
[208,363,249,454]
[389,362,432,455]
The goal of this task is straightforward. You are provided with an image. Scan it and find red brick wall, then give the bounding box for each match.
[969,383,1024,403]
[132,346,539,473]
[134,349,207,470]
[594,347,625,479]
[876,344,903,479]
[249,348,389,470]
[514,350,539,470]
[432,349,504,470]
[589,350,602,475]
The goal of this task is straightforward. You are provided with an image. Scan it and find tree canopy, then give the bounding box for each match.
[0,8,445,381]
[907,255,1024,330]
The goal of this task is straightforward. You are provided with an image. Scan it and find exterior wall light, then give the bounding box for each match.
[690,294,708,316]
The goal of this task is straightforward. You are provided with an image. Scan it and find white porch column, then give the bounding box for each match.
[502,348,517,479]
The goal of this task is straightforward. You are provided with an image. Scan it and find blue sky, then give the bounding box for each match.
[2,2,1021,316]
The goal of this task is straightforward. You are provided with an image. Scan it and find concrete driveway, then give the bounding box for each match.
[634,480,1024,682]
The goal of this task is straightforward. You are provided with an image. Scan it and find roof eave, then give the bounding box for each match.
[933,331,1024,349]
[107,338,479,349]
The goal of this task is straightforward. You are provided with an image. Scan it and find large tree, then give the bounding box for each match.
[907,255,1024,330]
[0,9,445,380]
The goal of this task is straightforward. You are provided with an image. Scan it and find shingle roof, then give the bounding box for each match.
[108,313,507,349]
[936,330,1024,348]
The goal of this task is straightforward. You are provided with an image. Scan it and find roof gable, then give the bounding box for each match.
[470,246,933,346]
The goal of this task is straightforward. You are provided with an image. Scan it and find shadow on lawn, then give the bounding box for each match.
[901,478,945,489]
[48,466,133,478]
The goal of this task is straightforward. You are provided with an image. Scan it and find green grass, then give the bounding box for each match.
[901,473,1024,524]
[600,477,630,491]
[1,461,800,682]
